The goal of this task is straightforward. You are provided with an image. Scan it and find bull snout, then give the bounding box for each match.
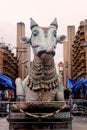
[37,50,46,57]
[37,48,55,57]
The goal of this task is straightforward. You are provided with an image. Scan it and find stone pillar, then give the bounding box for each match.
[84,19,87,78]
[67,26,75,78]
[63,26,75,89]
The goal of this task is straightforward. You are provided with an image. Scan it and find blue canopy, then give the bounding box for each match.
[67,77,87,93]
[0,74,16,90]
[67,77,75,89]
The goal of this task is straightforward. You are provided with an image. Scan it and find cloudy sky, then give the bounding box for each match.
[0,0,87,63]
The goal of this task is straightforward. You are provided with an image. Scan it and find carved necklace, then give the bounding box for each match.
[27,60,59,91]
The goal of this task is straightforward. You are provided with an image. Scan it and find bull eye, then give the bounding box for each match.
[32,30,39,37]
[53,30,57,37]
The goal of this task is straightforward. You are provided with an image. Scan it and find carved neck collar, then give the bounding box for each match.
[27,59,59,91]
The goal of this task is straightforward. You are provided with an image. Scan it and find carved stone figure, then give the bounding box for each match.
[15,18,66,102]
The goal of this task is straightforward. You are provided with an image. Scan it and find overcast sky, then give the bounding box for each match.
[0,0,87,63]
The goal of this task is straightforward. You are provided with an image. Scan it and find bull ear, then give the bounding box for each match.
[50,18,58,29]
[57,35,66,44]
[20,37,31,44]
[30,18,38,30]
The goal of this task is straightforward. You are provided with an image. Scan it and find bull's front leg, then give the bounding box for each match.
[15,77,25,101]
[55,84,65,101]
[55,85,65,108]
[12,77,29,111]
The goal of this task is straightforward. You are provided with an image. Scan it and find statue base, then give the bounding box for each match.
[7,104,73,130]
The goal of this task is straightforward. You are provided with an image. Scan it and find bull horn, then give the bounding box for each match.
[30,18,38,30]
[50,18,58,29]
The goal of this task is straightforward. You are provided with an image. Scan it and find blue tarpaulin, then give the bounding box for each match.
[0,74,16,90]
[67,77,75,89]
[67,77,87,93]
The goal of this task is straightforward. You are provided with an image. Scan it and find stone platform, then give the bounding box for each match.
[7,104,72,130]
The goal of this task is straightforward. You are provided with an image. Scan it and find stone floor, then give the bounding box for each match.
[0,117,9,130]
[72,116,87,130]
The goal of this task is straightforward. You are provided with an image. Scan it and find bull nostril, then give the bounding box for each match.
[37,50,46,57]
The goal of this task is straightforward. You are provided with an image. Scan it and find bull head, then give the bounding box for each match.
[21,18,66,58]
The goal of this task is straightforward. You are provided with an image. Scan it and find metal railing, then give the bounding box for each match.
[67,99,87,118]
[0,100,87,130]
[0,101,71,130]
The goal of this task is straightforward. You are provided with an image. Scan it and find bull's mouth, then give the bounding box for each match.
[37,50,55,57]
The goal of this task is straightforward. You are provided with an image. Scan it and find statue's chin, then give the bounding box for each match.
[40,53,53,60]
[35,51,55,63]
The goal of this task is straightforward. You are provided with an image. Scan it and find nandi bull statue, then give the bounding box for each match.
[15,18,66,103]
